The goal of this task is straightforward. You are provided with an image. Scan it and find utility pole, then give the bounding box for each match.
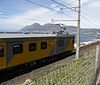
[76,0,81,59]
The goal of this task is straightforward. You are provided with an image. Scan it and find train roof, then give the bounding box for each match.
[0,34,74,39]
[0,34,57,38]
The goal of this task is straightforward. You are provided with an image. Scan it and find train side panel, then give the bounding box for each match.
[56,36,74,54]
[0,35,74,70]
[56,37,65,54]
[0,40,6,69]
[64,36,74,52]
[7,39,56,67]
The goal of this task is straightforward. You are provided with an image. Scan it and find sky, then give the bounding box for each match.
[0,0,100,32]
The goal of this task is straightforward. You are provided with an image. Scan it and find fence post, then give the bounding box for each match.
[96,46,99,72]
[93,46,100,85]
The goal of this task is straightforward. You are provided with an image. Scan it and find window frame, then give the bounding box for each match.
[29,43,37,52]
[0,45,4,57]
[41,42,47,49]
[13,43,23,55]
[57,39,64,47]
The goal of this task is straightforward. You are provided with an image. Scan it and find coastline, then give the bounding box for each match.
[74,39,100,48]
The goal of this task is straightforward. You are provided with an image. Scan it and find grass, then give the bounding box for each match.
[31,49,97,85]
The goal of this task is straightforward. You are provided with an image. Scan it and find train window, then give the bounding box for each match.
[0,45,4,57]
[41,42,47,49]
[13,44,23,55]
[58,39,64,47]
[29,43,36,51]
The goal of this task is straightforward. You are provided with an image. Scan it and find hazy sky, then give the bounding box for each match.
[0,0,100,31]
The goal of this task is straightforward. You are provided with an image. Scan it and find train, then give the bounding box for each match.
[0,33,74,71]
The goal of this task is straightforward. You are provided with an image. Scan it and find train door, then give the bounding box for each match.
[0,43,6,69]
[56,37,64,54]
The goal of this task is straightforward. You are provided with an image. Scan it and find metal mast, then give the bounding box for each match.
[76,0,81,59]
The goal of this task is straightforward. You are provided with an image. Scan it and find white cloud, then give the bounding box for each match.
[58,0,89,7]
[88,1,100,8]
[0,0,100,32]
[81,0,89,4]
[0,7,53,31]
[0,7,50,26]
[51,4,57,8]
[0,6,75,28]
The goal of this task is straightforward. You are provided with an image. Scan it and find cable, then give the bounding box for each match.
[60,0,77,6]
[0,0,75,21]
[33,0,98,28]
[25,0,74,19]
[0,11,50,22]
[51,0,76,12]
[51,0,99,28]
[81,8,99,28]
[81,14,99,28]
[2,0,98,28]
[67,0,77,5]
[25,0,58,11]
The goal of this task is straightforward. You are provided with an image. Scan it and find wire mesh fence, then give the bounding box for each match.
[28,47,100,85]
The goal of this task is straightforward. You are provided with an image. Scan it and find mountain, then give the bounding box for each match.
[20,23,100,34]
[20,23,77,33]
[21,23,67,31]
[21,23,41,31]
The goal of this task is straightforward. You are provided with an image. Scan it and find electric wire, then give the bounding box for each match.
[51,0,99,28]
[81,14,99,28]
[0,0,76,21]
[67,0,77,5]
[51,0,76,12]
[81,8,99,28]
[1,0,99,28]
[0,11,50,22]
[25,0,74,19]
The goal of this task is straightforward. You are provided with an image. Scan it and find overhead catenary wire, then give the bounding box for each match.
[80,8,99,28]
[51,0,76,12]
[80,12,99,28]
[0,0,76,21]
[57,0,77,6]
[25,0,57,11]
[1,0,98,28]
[25,0,74,19]
[51,0,99,28]
[0,11,50,22]
[67,0,78,5]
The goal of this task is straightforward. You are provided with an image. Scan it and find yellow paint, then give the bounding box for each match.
[0,42,6,70]
[0,37,74,69]
[65,38,74,51]
[8,39,56,67]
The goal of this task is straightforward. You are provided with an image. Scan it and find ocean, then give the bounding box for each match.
[75,34,97,42]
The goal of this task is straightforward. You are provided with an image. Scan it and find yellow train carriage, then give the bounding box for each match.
[8,39,56,67]
[0,34,74,71]
[0,40,6,69]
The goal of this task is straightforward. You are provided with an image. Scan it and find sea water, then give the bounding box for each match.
[75,34,96,42]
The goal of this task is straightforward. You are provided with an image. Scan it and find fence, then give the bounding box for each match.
[28,46,100,85]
